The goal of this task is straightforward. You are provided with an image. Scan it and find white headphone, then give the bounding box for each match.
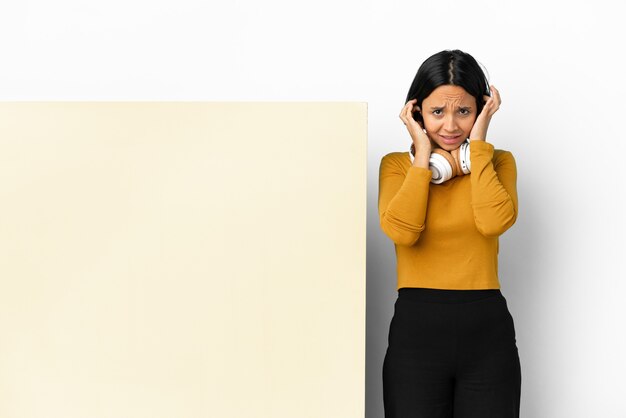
[409,138,472,184]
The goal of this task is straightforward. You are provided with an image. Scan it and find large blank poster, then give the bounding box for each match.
[0,103,366,418]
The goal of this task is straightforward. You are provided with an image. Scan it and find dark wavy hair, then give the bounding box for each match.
[406,49,491,128]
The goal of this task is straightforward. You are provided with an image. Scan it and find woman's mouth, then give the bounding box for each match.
[440,134,462,144]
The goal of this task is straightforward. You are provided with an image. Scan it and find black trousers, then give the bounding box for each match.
[383,288,521,418]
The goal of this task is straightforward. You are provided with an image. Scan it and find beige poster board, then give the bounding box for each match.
[0,103,367,418]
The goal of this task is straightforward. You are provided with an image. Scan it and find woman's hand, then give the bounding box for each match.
[399,99,432,153]
[469,85,501,142]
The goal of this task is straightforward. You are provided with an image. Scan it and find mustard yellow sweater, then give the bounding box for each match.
[378,140,518,290]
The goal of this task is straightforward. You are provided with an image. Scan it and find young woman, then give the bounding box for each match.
[378,49,521,417]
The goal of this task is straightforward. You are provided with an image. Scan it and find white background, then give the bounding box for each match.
[2,0,625,416]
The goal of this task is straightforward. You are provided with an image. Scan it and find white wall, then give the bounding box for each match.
[1,0,625,416]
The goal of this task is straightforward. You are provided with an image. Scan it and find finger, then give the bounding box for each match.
[488,85,501,105]
[407,103,419,116]
[487,85,501,110]
[492,87,501,105]
[399,107,410,122]
[483,95,493,109]
[401,104,411,118]
[484,96,499,115]
[400,103,410,118]
[401,103,413,118]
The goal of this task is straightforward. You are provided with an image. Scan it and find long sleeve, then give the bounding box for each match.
[378,154,433,246]
[469,140,518,237]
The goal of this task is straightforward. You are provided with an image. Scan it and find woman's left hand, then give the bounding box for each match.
[469,85,501,142]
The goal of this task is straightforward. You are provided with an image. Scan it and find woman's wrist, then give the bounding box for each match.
[412,146,432,169]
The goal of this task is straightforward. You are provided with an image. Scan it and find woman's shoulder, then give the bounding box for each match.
[492,146,516,164]
[487,146,517,174]
[472,140,514,160]
[381,150,411,161]
[380,151,412,171]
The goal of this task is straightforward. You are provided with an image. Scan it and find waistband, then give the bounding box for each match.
[398,287,502,304]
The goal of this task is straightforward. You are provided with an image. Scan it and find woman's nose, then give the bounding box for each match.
[444,115,458,131]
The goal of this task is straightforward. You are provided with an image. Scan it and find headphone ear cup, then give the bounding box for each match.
[429,149,457,184]
[458,140,471,173]
[448,141,472,175]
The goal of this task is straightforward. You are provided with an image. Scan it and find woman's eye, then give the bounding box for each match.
[432,109,470,116]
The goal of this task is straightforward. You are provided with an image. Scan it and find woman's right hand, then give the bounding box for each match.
[399,99,432,153]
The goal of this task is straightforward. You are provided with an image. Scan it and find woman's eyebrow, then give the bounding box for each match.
[429,106,473,110]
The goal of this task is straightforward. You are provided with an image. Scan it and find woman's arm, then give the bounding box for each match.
[469,140,518,237]
[378,154,433,246]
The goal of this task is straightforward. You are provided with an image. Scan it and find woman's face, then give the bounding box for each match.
[418,84,478,151]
